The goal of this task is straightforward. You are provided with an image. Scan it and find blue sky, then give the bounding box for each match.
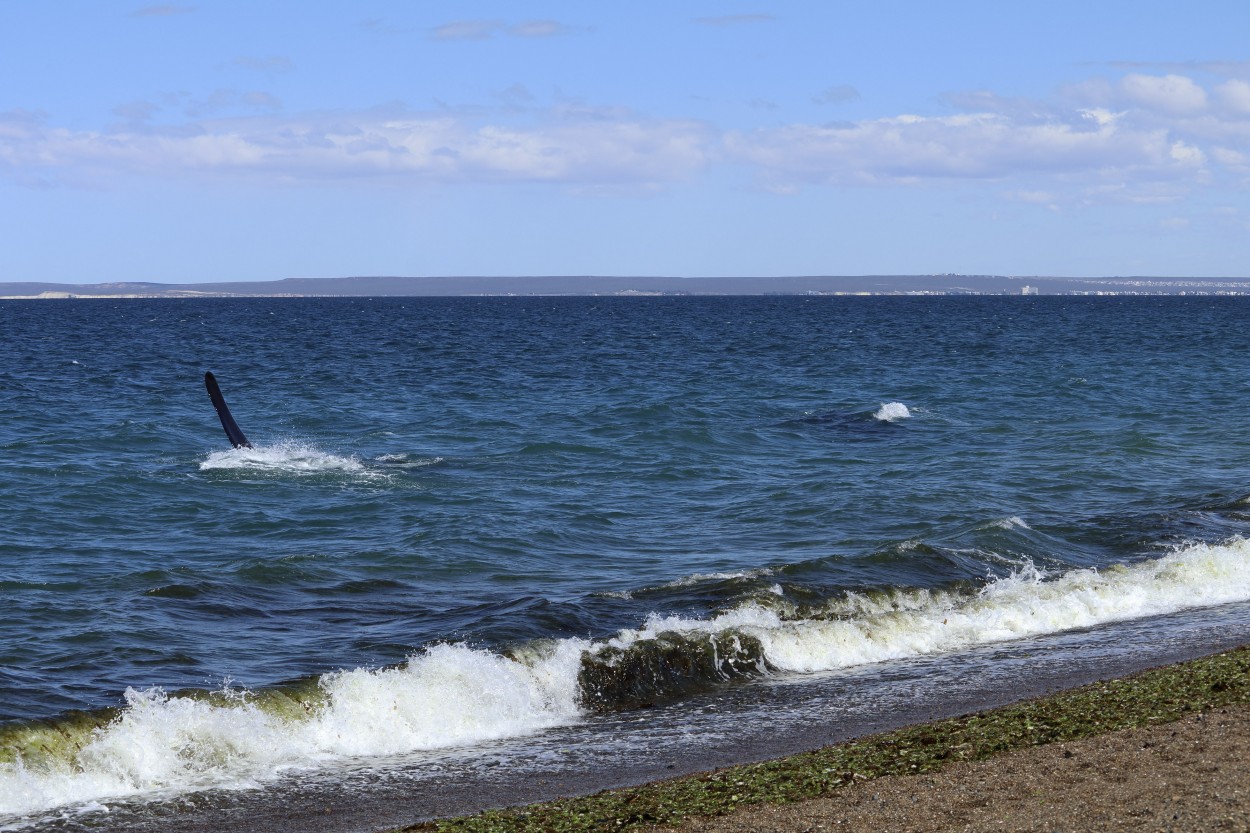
[2,1,1249,283]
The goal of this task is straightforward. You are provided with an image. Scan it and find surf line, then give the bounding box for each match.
[204,371,253,449]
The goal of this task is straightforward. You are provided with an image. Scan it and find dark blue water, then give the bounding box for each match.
[3,296,1250,828]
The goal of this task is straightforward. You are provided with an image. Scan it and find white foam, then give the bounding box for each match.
[873,401,911,422]
[661,568,776,589]
[199,441,364,474]
[609,538,1250,675]
[374,454,443,468]
[6,538,1250,823]
[597,568,776,599]
[308,642,584,756]
[0,642,586,822]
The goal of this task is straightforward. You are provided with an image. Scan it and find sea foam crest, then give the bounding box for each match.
[601,536,1250,675]
[199,441,364,474]
[0,642,586,822]
[7,539,1250,823]
[873,401,911,422]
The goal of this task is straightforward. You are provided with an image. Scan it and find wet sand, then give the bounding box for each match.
[408,646,1250,833]
[645,705,1250,833]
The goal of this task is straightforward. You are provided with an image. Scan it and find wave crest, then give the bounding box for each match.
[6,538,1250,822]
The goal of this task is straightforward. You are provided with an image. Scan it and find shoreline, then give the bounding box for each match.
[397,645,1250,832]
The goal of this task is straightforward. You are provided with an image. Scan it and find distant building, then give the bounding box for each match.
[1021,285,1038,295]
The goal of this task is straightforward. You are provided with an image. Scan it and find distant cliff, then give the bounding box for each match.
[3,274,1249,298]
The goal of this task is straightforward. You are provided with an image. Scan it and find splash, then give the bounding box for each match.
[199,441,364,474]
[873,401,911,422]
[0,642,585,822]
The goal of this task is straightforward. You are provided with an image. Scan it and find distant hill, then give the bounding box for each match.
[3,274,1250,298]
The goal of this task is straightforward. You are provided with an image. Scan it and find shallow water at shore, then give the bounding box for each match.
[12,600,1250,833]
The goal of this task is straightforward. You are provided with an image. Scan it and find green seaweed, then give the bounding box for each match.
[0,680,326,771]
[396,646,1250,833]
[0,709,119,769]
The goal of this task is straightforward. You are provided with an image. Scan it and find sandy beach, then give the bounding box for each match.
[646,705,1250,833]
[409,647,1250,833]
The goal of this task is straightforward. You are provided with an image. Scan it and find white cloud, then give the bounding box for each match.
[1216,79,1250,114]
[1080,108,1122,127]
[0,109,714,187]
[4,70,1248,201]
[725,112,1183,187]
[1120,74,1208,116]
[734,70,1250,199]
[1083,183,1187,205]
[1169,140,1205,166]
[1211,146,1250,174]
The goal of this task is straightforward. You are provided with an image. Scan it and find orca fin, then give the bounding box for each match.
[204,371,253,449]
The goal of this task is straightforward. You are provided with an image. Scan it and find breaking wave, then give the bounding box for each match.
[0,642,586,822]
[5,537,1250,823]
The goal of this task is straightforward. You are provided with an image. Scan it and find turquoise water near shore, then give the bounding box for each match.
[4,295,1250,827]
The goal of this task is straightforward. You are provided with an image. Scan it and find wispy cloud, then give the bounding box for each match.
[430,19,503,41]
[813,85,860,105]
[724,106,1218,205]
[1105,59,1250,79]
[493,84,536,107]
[511,20,572,38]
[1120,74,1208,116]
[430,19,575,41]
[726,113,1168,184]
[181,89,283,117]
[4,72,1249,205]
[724,71,1250,203]
[0,108,713,188]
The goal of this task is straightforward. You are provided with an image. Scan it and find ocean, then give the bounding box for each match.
[3,295,1250,831]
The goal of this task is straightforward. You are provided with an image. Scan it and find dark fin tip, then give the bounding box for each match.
[204,371,253,449]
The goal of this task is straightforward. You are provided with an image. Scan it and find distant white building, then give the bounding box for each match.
[1021,285,1039,295]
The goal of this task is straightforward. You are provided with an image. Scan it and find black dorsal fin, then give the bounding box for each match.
[204,372,253,449]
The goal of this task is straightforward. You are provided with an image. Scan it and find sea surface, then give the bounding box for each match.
[3,295,1250,831]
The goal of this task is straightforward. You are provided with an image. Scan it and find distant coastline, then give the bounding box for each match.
[4,274,1250,299]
